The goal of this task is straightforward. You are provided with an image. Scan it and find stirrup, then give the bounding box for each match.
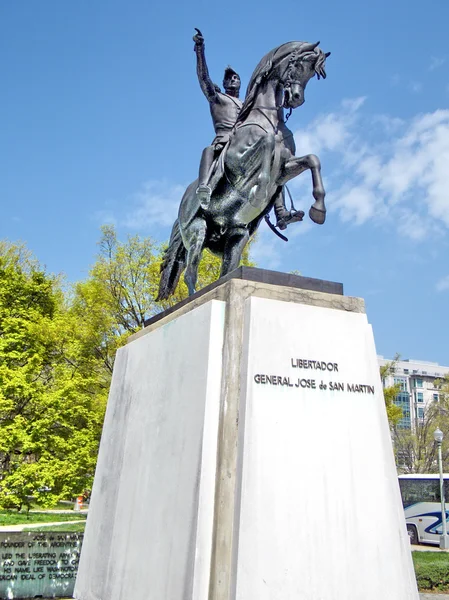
[196,185,212,208]
[276,209,304,230]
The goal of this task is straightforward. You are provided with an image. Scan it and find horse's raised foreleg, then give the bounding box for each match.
[220,227,250,278]
[184,217,207,295]
[279,154,326,224]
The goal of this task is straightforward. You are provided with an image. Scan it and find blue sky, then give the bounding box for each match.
[1,0,448,365]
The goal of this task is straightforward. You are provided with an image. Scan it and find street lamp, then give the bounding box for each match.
[433,428,449,549]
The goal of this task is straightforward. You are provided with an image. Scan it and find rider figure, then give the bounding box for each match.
[193,28,301,230]
[193,29,242,208]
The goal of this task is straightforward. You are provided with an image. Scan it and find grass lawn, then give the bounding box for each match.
[0,509,87,526]
[22,521,86,533]
[412,550,449,592]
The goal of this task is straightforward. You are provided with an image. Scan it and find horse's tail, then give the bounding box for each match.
[156,219,186,301]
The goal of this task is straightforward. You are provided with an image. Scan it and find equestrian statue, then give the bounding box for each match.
[156,32,330,300]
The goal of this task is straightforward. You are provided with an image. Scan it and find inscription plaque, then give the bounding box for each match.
[0,531,83,599]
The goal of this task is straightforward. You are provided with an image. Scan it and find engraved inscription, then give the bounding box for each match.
[253,357,375,394]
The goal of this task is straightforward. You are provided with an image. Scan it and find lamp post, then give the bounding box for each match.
[433,428,449,549]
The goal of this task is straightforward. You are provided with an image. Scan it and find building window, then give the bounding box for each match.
[433,394,439,402]
[417,392,424,403]
[417,407,424,419]
[404,369,409,374]
[414,378,423,388]
[394,392,411,429]
[394,377,407,392]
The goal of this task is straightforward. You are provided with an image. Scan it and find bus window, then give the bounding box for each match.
[399,478,439,507]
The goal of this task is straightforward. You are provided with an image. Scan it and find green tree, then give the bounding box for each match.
[0,243,106,509]
[73,224,256,373]
[0,228,255,508]
[392,375,449,473]
[436,375,449,404]
[380,354,404,427]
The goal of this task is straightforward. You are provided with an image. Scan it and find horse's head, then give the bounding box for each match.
[238,41,330,123]
[280,42,330,109]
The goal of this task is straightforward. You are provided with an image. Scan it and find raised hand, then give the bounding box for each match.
[193,28,204,47]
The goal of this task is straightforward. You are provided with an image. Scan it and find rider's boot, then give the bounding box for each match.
[274,204,305,230]
[196,145,215,209]
[196,184,212,209]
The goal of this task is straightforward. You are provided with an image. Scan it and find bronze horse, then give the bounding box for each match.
[157,41,330,300]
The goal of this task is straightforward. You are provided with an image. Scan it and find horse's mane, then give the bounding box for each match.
[237,41,328,124]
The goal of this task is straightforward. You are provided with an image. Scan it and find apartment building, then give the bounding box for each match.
[378,357,449,430]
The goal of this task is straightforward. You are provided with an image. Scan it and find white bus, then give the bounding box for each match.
[398,473,449,545]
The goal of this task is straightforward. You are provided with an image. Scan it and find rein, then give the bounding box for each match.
[237,107,293,137]
[255,107,278,133]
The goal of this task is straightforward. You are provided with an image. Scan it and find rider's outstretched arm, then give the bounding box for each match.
[193,29,217,102]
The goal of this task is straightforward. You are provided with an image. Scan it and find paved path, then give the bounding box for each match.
[28,508,88,514]
[0,520,85,532]
[412,544,449,552]
[420,595,449,599]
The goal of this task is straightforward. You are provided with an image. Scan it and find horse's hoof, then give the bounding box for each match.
[309,206,326,224]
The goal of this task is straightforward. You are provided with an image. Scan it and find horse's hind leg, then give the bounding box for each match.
[220,227,250,278]
[184,217,207,296]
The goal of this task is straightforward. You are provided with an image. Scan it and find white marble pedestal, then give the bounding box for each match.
[74,269,419,600]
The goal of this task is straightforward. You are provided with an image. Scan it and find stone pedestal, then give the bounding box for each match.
[74,268,419,600]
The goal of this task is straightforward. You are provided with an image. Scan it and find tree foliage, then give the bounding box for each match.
[0,228,255,507]
[380,354,404,427]
[393,375,449,473]
[73,225,255,372]
[0,243,107,509]
[380,354,449,472]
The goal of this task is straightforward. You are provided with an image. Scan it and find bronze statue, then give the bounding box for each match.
[157,37,330,301]
[192,29,299,230]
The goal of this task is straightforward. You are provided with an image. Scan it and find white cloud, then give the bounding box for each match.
[396,209,429,241]
[293,101,449,240]
[436,275,449,292]
[124,180,186,229]
[430,57,446,71]
[408,81,423,94]
[333,184,381,225]
[371,115,405,134]
[295,97,365,157]
[342,97,367,112]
